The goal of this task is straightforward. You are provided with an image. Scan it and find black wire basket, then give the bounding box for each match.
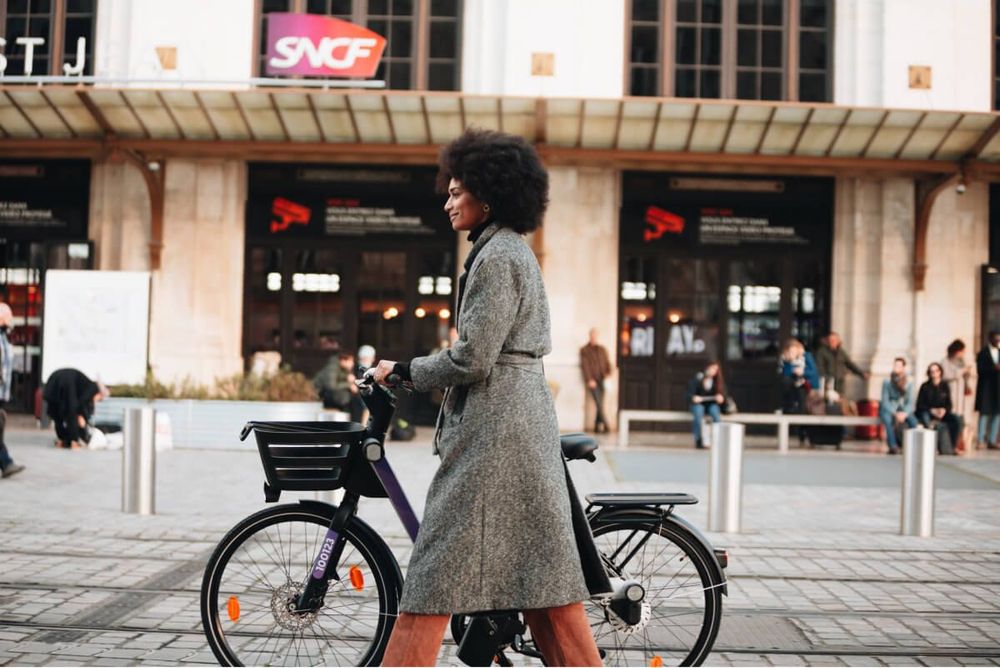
[242,421,367,499]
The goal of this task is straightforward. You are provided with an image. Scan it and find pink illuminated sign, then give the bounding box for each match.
[265,13,387,78]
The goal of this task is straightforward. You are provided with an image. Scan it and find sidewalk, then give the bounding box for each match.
[0,415,998,666]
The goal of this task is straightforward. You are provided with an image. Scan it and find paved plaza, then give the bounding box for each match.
[0,414,998,666]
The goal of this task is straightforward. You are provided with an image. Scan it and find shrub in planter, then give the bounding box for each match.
[110,368,318,403]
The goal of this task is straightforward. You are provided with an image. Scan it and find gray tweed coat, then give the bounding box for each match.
[402,223,593,615]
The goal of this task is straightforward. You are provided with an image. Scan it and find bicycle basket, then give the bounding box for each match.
[245,421,366,494]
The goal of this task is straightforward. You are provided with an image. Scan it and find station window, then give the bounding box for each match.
[0,0,97,77]
[626,0,832,102]
[255,0,462,90]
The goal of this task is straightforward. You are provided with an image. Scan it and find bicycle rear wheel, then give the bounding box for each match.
[588,516,724,667]
[200,504,401,667]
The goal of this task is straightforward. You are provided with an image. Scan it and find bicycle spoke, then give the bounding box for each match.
[589,521,720,667]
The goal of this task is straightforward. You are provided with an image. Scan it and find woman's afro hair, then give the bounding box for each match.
[437,128,549,234]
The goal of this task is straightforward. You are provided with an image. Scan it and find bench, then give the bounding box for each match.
[618,409,881,454]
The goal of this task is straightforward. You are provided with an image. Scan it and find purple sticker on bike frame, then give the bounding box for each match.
[311,528,340,579]
[370,458,421,542]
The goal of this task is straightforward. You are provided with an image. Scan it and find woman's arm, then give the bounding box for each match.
[409,256,520,392]
[915,382,930,414]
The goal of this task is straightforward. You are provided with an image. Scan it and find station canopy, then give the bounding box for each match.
[2,86,999,174]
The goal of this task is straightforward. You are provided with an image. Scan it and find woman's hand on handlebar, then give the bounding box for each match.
[371,360,398,386]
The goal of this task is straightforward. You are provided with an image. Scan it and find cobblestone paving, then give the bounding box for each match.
[0,420,998,666]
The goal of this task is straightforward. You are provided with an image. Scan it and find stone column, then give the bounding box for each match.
[146,159,246,386]
[542,166,620,432]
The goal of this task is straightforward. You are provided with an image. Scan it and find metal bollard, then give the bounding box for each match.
[315,411,346,506]
[707,422,745,533]
[901,427,936,537]
[122,407,156,515]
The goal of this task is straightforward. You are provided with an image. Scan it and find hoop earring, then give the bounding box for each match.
[483,204,491,213]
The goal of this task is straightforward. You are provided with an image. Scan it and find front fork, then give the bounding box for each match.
[294,437,421,613]
[295,490,360,613]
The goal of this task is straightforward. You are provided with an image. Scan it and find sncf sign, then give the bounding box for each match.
[266,13,386,78]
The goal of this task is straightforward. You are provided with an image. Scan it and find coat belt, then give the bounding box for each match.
[494,352,545,375]
[432,352,545,454]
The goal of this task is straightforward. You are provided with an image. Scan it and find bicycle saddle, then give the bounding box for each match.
[560,432,598,462]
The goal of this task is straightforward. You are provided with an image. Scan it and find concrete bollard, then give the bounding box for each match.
[122,407,156,515]
[707,422,745,533]
[901,428,936,537]
[315,411,346,506]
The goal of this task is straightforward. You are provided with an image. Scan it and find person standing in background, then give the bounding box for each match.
[816,331,870,395]
[975,331,1000,450]
[941,339,972,416]
[580,328,612,434]
[0,304,24,478]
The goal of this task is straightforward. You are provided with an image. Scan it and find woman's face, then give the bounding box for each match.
[444,178,488,232]
[705,364,719,378]
[929,364,942,382]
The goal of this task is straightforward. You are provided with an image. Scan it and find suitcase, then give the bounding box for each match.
[805,398,844,449]
[933,422,955,455]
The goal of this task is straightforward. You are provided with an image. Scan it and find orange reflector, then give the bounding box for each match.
[349,566,365,591]
[227,596,240,622]
[649,657,663,667]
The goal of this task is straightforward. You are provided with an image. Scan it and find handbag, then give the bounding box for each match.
[723,395,738,415]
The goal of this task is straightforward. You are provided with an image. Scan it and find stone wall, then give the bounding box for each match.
[832,176,988,424]
[88,159,247,387]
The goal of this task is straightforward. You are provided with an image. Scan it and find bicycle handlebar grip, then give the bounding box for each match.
[239,422,254,442]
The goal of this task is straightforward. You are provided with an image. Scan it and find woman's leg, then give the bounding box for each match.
[707,403,722,423]
[881,411,898,449]
[690,404,706,442]
[523,602,603,667]
[989,414,1000,445]
[978,413,989,445]
[380,612,449,667]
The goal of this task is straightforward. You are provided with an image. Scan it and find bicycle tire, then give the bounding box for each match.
[588,516,724,667]
[200,503,402,667]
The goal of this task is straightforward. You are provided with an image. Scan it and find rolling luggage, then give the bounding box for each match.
[804,392,844,449]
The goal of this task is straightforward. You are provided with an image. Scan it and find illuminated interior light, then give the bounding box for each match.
[383,306,400,319]
[267,272,282,291]
[415,308,426,318]
[668,311,681,324]
[435,276,453,295]
[438,308,451,319]
[637,313,647,322]
[418,275,434,295]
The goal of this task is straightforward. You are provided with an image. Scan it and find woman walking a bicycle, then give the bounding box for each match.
[372,129,608,666]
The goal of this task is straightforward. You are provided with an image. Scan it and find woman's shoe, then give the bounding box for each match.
[695,438,705,449]
[888,447,900,455]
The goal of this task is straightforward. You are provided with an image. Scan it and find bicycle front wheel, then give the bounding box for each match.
[200,504,401,667]
[588,516,724,667]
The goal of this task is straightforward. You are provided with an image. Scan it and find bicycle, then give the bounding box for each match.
[200,373,728,667]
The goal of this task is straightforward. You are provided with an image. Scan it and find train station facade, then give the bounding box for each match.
[0,0,997,430]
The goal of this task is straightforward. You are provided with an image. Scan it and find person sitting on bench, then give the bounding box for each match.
[879,357,917,455]
[916,362,962,455]
[687,362,725,450]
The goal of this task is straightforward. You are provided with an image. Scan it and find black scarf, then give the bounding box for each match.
[455,222,499,323]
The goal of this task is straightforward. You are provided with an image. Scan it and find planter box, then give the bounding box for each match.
[95,398,324,450]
